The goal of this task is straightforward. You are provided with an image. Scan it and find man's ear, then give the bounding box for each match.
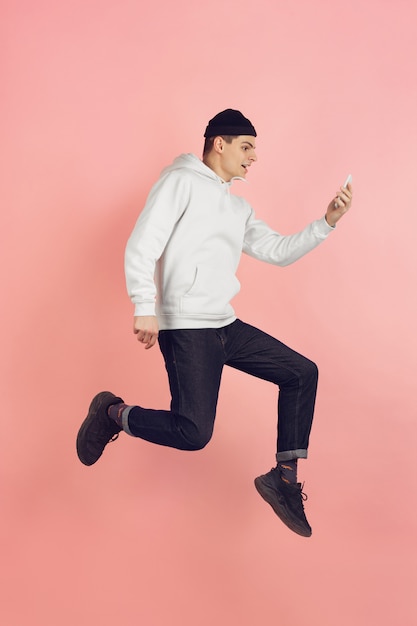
[212,136,224,154]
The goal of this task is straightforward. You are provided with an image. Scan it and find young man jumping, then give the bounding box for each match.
[76,109,352,537]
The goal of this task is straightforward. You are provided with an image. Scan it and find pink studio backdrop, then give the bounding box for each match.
[1,1,416,625]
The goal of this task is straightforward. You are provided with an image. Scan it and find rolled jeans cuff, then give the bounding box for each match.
[276,449,308,462]
[122,406,135,436]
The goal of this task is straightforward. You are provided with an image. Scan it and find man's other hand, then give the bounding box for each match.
[133,315,159,349]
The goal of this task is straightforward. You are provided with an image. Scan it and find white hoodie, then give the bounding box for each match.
[125,154,334,330]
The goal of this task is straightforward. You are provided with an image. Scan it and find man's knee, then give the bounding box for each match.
[284,357,318,389]
[305,358,319,383]
[182,426,213,451]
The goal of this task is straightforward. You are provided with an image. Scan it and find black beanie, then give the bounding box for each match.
[204,109,257,138]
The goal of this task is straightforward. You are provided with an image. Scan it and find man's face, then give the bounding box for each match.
[218,136,257,181]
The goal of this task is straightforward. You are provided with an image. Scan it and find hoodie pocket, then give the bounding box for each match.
[180,265,240,316]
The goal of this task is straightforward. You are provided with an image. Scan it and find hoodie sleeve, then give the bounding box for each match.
[242,208,334,266]
[125,172,190,316]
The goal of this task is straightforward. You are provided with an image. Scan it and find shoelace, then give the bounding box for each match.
[300,483,308,502]
[270,466,309,501]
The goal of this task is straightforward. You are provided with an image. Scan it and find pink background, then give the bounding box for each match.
[2,1,416,624]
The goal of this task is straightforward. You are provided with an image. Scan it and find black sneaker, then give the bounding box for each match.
[76,391,124,466]
[254,467,312,537]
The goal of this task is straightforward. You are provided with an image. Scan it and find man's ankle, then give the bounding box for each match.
[277,459,298,484]
[107,403,128,428]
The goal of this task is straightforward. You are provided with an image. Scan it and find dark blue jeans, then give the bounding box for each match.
[124,319,318,461]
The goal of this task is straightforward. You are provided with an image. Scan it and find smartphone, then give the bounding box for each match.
[343,174,352,188]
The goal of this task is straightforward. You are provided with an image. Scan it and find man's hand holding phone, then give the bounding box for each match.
[325,174,353,227]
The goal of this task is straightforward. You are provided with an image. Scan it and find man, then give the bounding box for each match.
[76,109,352,537]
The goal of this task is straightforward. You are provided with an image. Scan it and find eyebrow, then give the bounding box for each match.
[242,141,255,148]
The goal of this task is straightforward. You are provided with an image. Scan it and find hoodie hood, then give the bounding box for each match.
[160,153,245,185]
